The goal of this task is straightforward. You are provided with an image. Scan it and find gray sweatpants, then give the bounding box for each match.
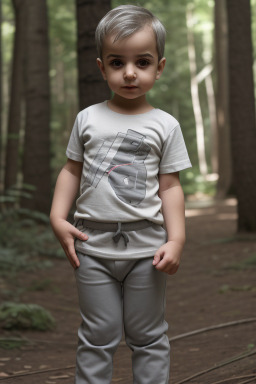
[75,253,170,384]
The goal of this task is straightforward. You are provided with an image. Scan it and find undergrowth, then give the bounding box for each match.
[0,302,55,331]
[0,201,65,277]
[0,189,59,338]
[0,337,32,350]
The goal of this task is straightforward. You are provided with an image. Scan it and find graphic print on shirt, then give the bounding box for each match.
[85,129,151,206]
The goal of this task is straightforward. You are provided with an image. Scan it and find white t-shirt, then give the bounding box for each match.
[66,101,191,259]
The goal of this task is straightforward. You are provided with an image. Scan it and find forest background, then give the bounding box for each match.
[0,1,256,375]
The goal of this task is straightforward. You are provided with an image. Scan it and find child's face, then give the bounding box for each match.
[97,26,166,102]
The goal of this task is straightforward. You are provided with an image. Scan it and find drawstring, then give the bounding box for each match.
[113,222,129,247]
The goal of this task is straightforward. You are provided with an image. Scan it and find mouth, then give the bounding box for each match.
[122,85,138,89]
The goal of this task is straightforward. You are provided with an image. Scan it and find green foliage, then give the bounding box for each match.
[0,302,55,331]
[27,279,56,292]
[0,186,65,277]
[0,337,32,350]
[0,248,51,277]
[180,169,217,196]
[0,206,63,251]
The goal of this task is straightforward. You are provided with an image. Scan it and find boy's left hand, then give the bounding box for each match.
[153,241,184,275]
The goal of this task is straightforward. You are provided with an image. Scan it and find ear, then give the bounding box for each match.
[156,57,166,80]
[97,58,107,80]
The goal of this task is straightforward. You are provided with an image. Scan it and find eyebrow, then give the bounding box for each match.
[106,53,154,59]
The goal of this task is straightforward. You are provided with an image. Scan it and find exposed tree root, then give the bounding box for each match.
[210,373,256,384]
[173,349,256,384]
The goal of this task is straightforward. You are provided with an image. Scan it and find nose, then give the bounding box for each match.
[124,64,136,80]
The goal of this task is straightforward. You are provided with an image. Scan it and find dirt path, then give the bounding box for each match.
[1,199,256,384]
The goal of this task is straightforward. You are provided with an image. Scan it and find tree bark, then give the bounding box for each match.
[226,0,256,232]
[76,0,110,110]
[4,0,26,191]
[186,5,208,177]
[0,0,3,190]
[214,0,232,199]
[22,0,51,213]
[205,70,218,174]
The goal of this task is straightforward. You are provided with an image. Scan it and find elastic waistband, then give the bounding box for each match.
[76,219,153,247]
[77,219,153,232]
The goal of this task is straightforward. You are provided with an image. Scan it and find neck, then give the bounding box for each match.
[108,95,154,115]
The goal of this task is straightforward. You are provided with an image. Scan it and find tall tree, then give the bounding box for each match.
[226,0,256,232]
[186,4,208,177]
[214,0,232,199]
[22,0,51,213]
[0,0,2,190]
[76,0,110,110]
[4,0,26,191]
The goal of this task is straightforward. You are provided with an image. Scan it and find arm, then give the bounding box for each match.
[153,172,185,275]
[50,159,88,269]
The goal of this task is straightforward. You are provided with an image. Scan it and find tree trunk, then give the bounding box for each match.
[0,0,3,191]
[214,0,232,199]
[22,0,51,213]
[4,0,26,191]
[226,0,256,232]
[205,73,218,174]
[186,5,208,177]
[76,0,110,110]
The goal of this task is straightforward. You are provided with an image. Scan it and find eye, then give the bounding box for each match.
[110,59,123,68]
[137,59,150,68]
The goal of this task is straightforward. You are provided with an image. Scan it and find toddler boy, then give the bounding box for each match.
[50,5,191,384]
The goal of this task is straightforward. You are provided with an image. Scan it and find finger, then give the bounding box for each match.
[153,248,164,266]
[67,247,80,269]
[71,227,88,241]
[63,241,80,269]
[152,252,161,266]
[155,256,172,272]
[155,258,167,271]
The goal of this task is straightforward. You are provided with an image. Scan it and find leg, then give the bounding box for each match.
[75,254,123,384]
[123,258,170,384]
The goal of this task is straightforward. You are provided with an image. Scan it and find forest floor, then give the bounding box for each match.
[0,198,256,384]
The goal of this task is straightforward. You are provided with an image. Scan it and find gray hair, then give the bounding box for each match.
[95,5,166,61]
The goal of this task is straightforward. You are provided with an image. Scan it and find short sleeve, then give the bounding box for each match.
[66,114,84,162]
[159,124,192,174]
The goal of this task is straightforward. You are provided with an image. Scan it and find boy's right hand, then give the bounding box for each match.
[51,219,88,269]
